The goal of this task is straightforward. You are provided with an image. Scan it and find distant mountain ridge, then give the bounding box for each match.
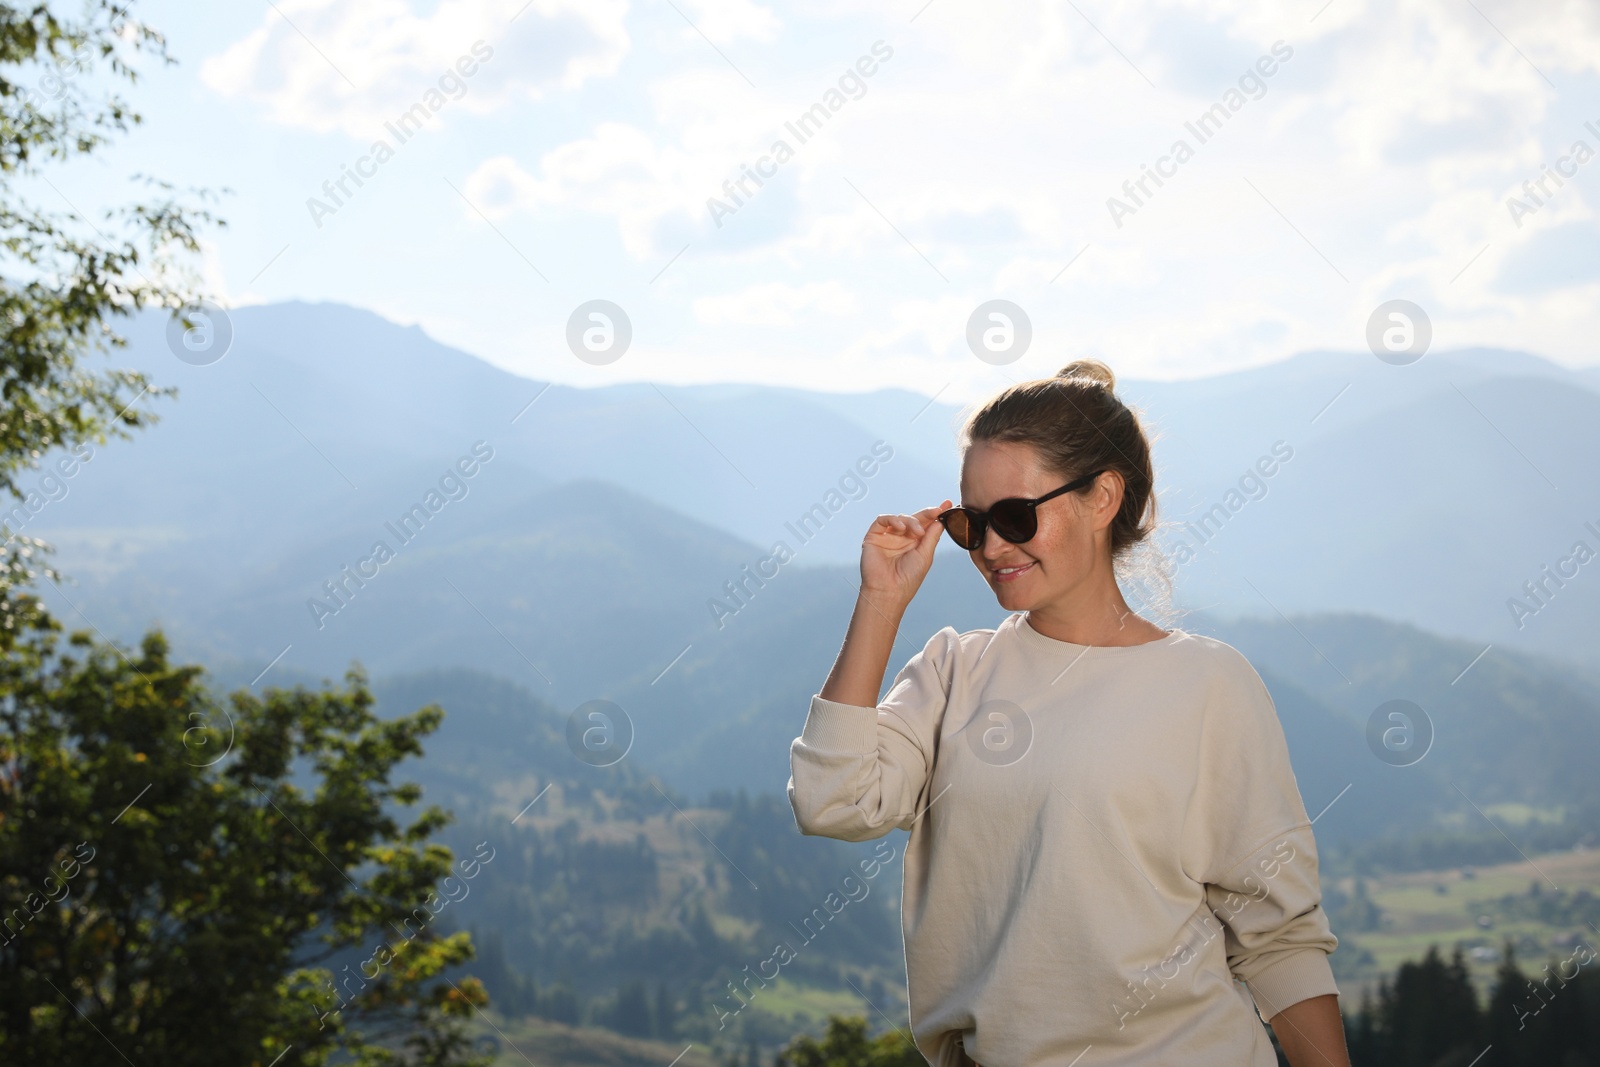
[40,299,1584,1053]
[46,303,1588,986]
[165,493,1600,857]
[27,299,1599,691]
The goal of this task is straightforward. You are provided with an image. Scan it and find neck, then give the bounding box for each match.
[1022,567,1164,646]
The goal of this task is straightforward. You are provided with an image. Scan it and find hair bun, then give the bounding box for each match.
[1056,359,1116,391]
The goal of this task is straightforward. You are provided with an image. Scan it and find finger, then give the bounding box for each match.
[867,518,914,543]
[869,518,906,539]
[920,501,952,531]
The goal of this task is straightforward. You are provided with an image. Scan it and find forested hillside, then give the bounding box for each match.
[319,613,1600,1059]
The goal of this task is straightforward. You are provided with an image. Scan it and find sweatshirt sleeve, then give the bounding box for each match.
[787,626,960,842]
[1180,652,1341,1021]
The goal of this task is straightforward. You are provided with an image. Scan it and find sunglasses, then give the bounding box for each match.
[937,469,1107,550]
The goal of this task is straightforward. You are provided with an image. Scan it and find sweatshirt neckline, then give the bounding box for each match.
[1012,611,1186,653]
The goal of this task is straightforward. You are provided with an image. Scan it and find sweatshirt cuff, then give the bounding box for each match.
[799,694,879,753]
[1244,949,1340,1021]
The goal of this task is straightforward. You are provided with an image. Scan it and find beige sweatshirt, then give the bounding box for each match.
[787,611,1340,1067]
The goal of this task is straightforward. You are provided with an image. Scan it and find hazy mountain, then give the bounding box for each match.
[29,300,1597,676]
[163,493,1599,862]
[1215,612,1600,813]
[297,630,1589,1045]
[39,299,1587,1050]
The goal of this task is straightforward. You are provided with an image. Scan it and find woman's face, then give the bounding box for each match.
[957,439,1117,610]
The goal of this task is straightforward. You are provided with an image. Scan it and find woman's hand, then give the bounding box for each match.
[860,500,953,608]
[817,501,952,710]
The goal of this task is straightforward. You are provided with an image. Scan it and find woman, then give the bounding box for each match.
[787,360,1350,1067]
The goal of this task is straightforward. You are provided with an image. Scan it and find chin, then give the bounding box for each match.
[991,584,1031,607]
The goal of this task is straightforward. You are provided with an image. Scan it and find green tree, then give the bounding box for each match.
[654,979,677,1039]
[1337,877,1383,933]
[0,3,496,1062]
[775,1015,925,1067]
[541,979,581,1025]
[1376,944,1483,1064]
[0,622,492,1065]
[1484,941,1534,1067]
[1345,985,1379,1066]
[616,978,652,1037]
[0,0,223,643]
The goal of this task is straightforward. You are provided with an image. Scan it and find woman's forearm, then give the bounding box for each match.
[1269,994,1351,1067]
[818,590,907,708]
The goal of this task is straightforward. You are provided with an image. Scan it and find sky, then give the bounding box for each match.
[29,0,1600,404]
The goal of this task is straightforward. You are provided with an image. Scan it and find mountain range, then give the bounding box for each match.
[19,300,1599,812]
[22,300,1599,1050]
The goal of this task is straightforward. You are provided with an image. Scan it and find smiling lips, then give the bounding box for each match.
[993,561,1036,583]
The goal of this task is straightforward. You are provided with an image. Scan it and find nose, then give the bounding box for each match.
[980,523,1014,559]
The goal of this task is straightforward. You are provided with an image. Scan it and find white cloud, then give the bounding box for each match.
[459,124,718,258]
[179,0,1600,390]
[200,0,629,137]
[673,0,781,44]
[692,281,858,325]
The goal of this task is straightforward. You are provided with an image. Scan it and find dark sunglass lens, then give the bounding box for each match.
[942,510,982,550]
[988,501,1036,543]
